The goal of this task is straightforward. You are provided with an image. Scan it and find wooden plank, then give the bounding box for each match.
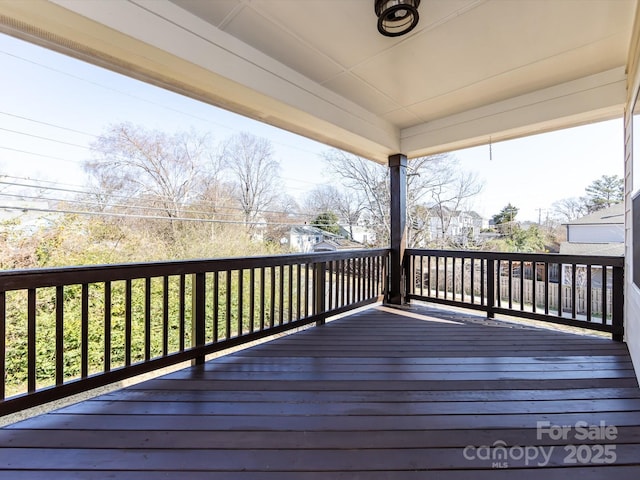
[161,369,636,381]
[8,411,640,431]
[2,445,640,470]
[215,355,632,365]
[56,398,640,416]
[125,377,640,391]
[101,387,640,403]
[4,426,640,449]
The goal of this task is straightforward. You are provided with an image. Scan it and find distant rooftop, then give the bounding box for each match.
[564,203,624,226]
[559,241,624,256]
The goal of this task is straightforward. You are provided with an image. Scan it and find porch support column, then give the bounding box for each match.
[388,154,407,305]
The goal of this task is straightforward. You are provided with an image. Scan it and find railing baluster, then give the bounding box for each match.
[296,264,302,321]
[250,268,255,333]
[602,265,608,325]
[328,261,334,311]
[226,270,232,338]
[55,286,64,385]
[496,261,501,308]
[367,257,372,299]
[179,274,186,351]
[461,257,465,302]
[279,265,285,326]
[612,265,624,341]
[531,262,537,313]
[314,262,327,326]
[350,258,354,304]
[305,263,310,316]
[508,260,513,309]
[444,257,448,300]
[435,257,440,299]
[357,258,363,302]
[81,284,89,379]
[260,267,266,330]
[162,277,169,357]
[191,272,206,365]
[213,272,219,342]
[418,255,423,297]
[544,262,549,315]
[586,265,592,322]
[520,260,524,311]
[470,258,475,304]
[452,257,456,301]
[238,269,244,336]
[480,258,485,306]
[571,264,577,319]
[271,266,277,327]
[125,279,132,367]
[105,281,112,371]
[288,264,293,323]
[28,288,37,392]
[487,259,495,319]
[144,278,151,361]
[557,263,563,318]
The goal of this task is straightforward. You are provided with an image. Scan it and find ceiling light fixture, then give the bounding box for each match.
[375,0,420,37]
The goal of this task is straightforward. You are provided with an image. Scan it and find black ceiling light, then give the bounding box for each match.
[375,0,421,37]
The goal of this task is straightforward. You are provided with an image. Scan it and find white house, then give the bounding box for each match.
[426,209,486,246]
[559,203,625,257]
[288,226,326,253]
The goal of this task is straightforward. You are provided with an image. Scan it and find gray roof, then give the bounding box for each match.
[564,203,624,226]
[558,242,624,256]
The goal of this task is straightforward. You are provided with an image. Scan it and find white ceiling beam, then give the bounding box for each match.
[401,67,627,158]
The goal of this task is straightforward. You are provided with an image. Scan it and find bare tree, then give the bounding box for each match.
[263,194,301,246]
[323,150,483,247]
[303,185,364,239]
[551,197,588,222]
[221,132,280,229]
[86,123,220,219]
[427,169,483,247]
[323,150,390,245]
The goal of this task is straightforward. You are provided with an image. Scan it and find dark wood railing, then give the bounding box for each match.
[0,249,389,415]
[405,249,624,341]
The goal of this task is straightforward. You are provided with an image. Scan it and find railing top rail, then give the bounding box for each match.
[0,248,391,291]
[405,248,624,267]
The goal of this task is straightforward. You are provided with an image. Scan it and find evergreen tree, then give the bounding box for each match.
[584,175,623,212]
[312,212,341,235]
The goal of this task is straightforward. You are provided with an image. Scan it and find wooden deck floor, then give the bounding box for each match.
[1,304,640,479]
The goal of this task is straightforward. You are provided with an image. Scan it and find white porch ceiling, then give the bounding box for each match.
[0,0,636,163]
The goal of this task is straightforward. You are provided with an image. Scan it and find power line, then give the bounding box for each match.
[0,204,343,228]
[0,146,83,164]
[0,190,308,221]
[0,177,318,217]
[0,126,91,149]
[0,111,97,137]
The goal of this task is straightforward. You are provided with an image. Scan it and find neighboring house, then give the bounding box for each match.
[288,226,364,253]
[426,209,486,245]
[349,225,376,245]
[559,203,624,257]
[559,203,624,287]
[313,237,364,252]
[288,226,326,253]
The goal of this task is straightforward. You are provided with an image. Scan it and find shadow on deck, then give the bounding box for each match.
[1,304,639,478]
